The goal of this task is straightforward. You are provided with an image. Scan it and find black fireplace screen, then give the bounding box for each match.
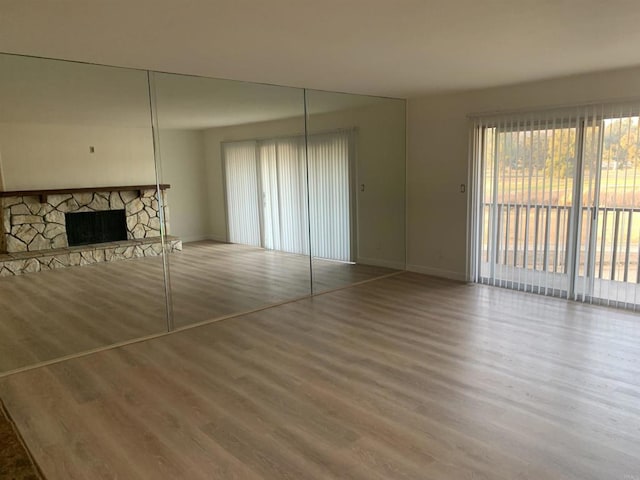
[65,210,128,246]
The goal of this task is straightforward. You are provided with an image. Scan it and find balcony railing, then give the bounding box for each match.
[482,203,640,284]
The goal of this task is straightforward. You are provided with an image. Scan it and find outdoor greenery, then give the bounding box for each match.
[484,117,640,207]
[481,116,640,281]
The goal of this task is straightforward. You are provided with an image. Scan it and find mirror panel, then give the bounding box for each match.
[151,72,310,328]
[0,53,407,374]
[305,90,406,293]
[0,54,168,373]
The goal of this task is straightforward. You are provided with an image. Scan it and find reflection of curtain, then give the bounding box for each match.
[259,138,309,255]
[276,138,309,254]
[308,131,352,262]
[223,141,261,247]
[223,130,353,262]
[258,142,279,250]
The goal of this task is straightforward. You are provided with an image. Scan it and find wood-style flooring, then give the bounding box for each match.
[168,241,395,326]
[0,241,395,373]
[1,273,639,479]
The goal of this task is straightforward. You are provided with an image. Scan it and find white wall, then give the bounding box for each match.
[0,54,156,190]
[407,65,640,281]
[0,123,155,190]
[203,100,406,268]
[158,129,210,241]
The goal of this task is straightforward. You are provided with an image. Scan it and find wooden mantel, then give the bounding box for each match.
[0,184,170,204]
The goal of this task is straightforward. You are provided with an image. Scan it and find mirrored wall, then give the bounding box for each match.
[0,54,167,372]
[0,52,406,374]
[305,90,406,293]
[151,72,310,328]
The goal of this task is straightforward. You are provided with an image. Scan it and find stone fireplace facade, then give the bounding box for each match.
[0,187,182,276]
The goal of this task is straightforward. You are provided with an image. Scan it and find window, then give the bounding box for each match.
[223,130,355,262]
[471,105,640,309]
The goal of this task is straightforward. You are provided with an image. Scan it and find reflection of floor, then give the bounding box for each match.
[0,241,396,372]
[170,242,396,327]
[1,273,638,479]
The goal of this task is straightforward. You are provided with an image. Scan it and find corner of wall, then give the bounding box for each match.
[406,263,467,282]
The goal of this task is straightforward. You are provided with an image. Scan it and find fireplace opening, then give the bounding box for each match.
[65,210,128,247]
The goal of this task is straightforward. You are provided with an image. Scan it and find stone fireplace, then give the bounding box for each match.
[0,185,182,276]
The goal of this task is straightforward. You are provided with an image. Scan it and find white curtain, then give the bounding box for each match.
[276,138,310,255]
[223,131,354,262]
[223,141,261,247]
[258,141,280,250]
[471,103,640,309]
[258,137,309,255]
[308,131,353,262]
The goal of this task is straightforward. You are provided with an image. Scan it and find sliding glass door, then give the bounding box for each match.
[474,104,640,309]
[223,131,354,262]
[575,111,640,307]
[259,138,309,254]
[224,141,262,247]
[478,118,579,296]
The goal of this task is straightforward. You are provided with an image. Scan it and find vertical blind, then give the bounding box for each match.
[223,141,261,247]
[471,102,640,309]
[308,131,353,262]
[277,138,311,255]
[224,130,354,262]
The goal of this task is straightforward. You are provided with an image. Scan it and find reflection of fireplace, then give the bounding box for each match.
[0,186,171,253]
[0,185,182,277]
[65,210,127,246]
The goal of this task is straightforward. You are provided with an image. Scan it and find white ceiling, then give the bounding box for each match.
[1,0,640,97]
